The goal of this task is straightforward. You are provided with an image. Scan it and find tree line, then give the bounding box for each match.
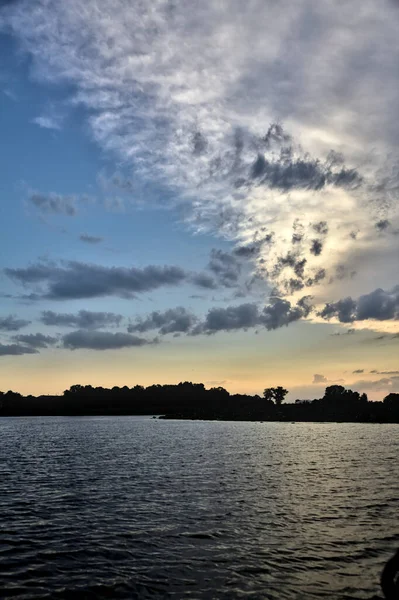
[1,383,399,422]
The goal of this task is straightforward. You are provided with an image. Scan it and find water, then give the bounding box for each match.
[0,418,398,599]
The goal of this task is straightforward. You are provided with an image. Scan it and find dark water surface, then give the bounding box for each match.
[1,418,398,599]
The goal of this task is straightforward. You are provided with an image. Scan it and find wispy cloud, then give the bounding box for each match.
[79,233,103,244]
[0,314,30,331]
[29,192,77,216]
[41,309,123,329]
[32,115,63,130]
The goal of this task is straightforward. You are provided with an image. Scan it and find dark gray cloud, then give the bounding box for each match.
[41,309,123,329]
[357,287,398,320]
[375,219,390,232]
[306,268,326,287]
[310,239,323,256]
[294,258,307,279]
[0,315,31,331]
[251,154,358,191]
[62,330,150,350]
[274,252,297,275]
[234,240,264,257]
[312,221,329,235]
[30,192,77,216]
[79,233,103,244]
[248,127,362,192]
[320,285,399,323]
[0,343,38,356]
[0,1,22,9]
[208,249,241,286]
[196,303,259,334]
[190,272,217,290]
[128,307,197,335]
[370,370,399,375]
[274,253,322,289]
[260,296,312,329]
[319,297,357,323]
[194,296,312,334]
[5,260,191,300]
[13,333,57,348]
[352,369,364,374]
[286,278,305,294]
[192,131,207,155]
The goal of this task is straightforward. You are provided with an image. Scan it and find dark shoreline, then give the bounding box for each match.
[2,381,399,422]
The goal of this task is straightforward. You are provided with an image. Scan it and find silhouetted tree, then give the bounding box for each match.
[383,393,399,407]
[263,386,288,406]
[263,388,274,402]
[273,386,288,406]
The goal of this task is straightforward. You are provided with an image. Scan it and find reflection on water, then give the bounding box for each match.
[0,417,398,599]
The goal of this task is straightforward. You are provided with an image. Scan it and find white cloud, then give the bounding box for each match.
[32,115,62,130]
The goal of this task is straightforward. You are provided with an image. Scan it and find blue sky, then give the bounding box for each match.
[0,0,398,399]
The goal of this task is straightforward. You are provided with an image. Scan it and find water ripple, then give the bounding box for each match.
[0,418,398,598]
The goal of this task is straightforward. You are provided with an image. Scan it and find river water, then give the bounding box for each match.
[0,417,398,599]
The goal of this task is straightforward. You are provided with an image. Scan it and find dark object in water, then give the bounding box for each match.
[372,549,399,599]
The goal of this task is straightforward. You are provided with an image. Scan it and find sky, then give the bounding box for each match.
[0,0,398,400]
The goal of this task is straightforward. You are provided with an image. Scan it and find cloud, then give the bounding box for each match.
[0,315,31,331]
[313,374,327,384]
[128,307,197,335]
[375,219,390,232]
[12,333,57,348]
[189,272,217,290]
[32,114,63,130]
[104,197,125,212]
[352,376,399,394]
[5,260,193,300]
[330,328,356,336]
[29,192,77,216]
[196,303,259,334]
[41,309,123,329]
[370,370,399,375]
[310,239,323,257]
[62,329,150,350]
[194,296,312,334]
[3,0,399,303]
[79,233,103,244]
[0,343,38,356]
[208,248,241,286]
[352,369,364,374]
[320,285,399,323]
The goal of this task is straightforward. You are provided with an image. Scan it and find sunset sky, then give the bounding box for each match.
[0,0,398,399]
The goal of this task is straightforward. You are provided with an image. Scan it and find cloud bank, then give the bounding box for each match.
[41,310,123,329]
[5,260,214,299]
[320,286,399,323]
[62,330,150,351]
